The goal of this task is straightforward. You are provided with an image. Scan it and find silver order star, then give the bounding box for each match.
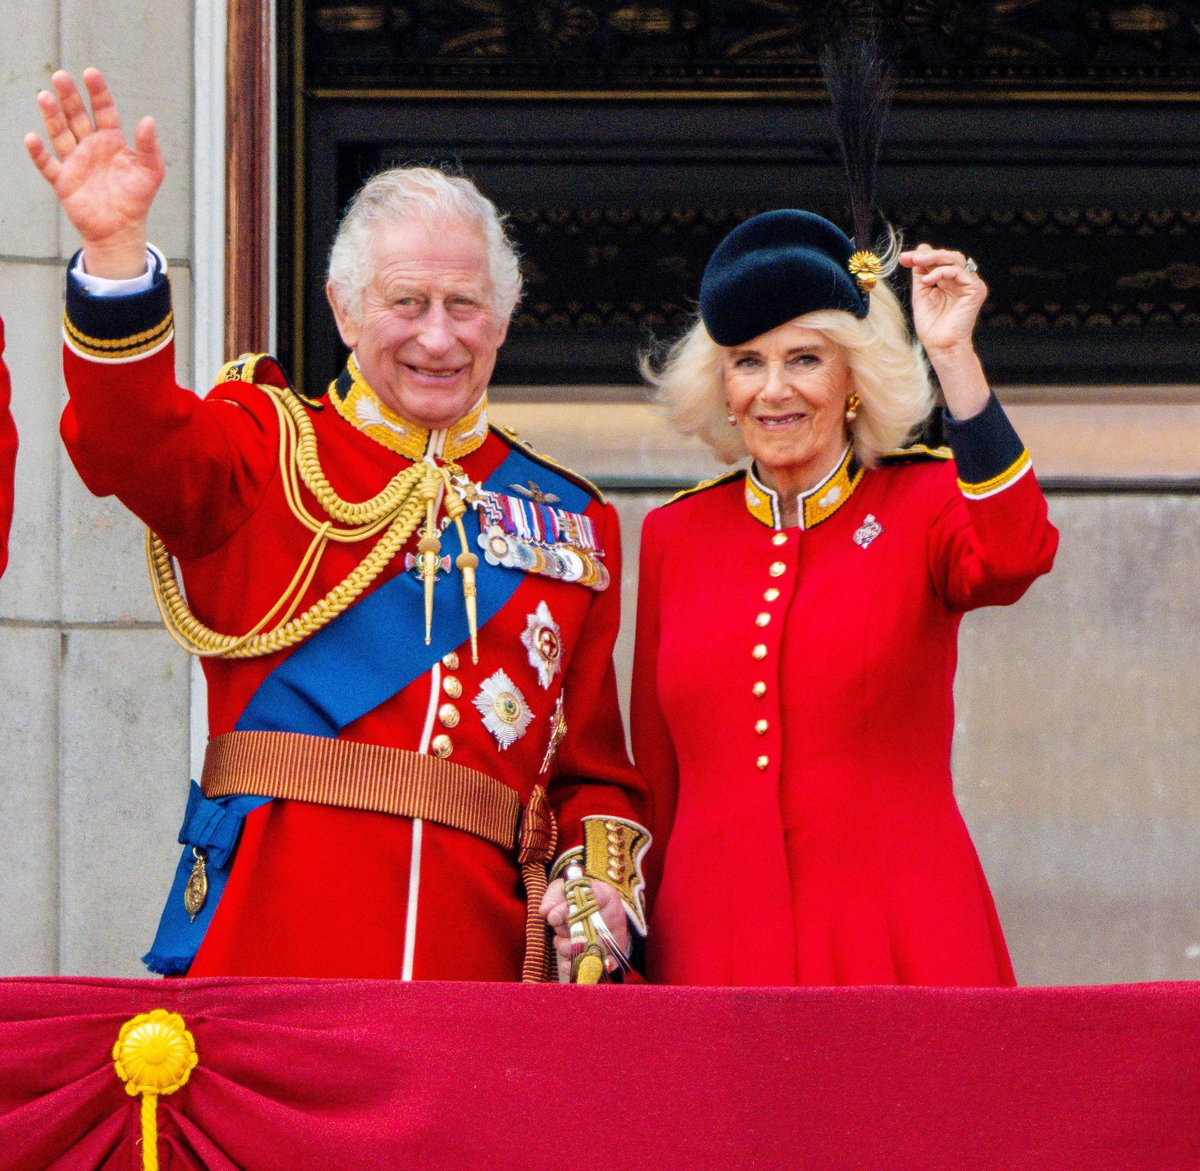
[473,669,534,750]
[521,601,563,689]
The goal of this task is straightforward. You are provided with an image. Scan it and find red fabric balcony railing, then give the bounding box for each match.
[0,977,1196,1170]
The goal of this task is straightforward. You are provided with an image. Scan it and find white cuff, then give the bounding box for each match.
[71,247,160,296]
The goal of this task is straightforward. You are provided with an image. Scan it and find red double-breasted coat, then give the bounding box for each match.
[632,398,1058,986]
[60,254,650,980]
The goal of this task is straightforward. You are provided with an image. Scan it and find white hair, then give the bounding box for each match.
[326,165,523,326]
[642,275,936,467]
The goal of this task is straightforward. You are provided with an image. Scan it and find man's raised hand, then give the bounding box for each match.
[25,69,163,280]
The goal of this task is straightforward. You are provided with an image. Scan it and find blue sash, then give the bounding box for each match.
[144,445,591,973]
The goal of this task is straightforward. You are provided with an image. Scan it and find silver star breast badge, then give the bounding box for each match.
[521,601,564,689]
[473,669,534,750]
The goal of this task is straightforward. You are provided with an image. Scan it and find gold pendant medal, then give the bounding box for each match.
[183,847,208,922]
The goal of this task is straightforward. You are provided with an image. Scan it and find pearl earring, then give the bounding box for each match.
[725,402,737,427]
[845,392,861,423]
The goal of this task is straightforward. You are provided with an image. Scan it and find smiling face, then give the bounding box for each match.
[327,216,508,430]
[722,320,854,490]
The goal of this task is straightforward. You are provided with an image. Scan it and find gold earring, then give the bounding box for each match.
[845,392,861,423]
[725,402,737,426]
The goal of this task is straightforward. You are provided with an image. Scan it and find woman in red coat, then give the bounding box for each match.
[633,208,1058,987]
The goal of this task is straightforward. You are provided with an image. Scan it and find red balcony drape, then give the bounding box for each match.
[1,977,1197,1170]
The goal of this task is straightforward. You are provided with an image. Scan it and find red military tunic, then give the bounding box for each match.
[0,319,18,579]
[60,253,650,980]
[632,397,1058,986]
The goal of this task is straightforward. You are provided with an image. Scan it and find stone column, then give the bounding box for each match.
[0,0,197,975]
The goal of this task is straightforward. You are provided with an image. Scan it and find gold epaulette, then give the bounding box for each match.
[491,425,606,505]
[878,443,952,464]
[214,353,322,406]
[664,469,745,507]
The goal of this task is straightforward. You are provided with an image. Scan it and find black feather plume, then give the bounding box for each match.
[819,31,895,252]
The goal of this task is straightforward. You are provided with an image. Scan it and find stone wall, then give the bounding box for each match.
[0,0,196,976]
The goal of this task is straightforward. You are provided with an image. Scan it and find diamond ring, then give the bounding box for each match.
[964,257,978,273]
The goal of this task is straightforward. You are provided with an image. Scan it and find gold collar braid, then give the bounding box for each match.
[147,381,480,661]
[331,355,489,463]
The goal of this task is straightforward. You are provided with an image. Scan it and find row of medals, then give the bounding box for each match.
[480,522,610,592]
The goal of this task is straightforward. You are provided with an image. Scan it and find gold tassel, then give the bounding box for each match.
[418,465,442,645]
[113,1010,198,1171]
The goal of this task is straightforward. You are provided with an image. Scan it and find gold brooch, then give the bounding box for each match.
[847,250,882,292]
[540,693,568,774]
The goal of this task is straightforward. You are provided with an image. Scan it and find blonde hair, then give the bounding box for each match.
[327,165,522,327]
[642,278,935,467]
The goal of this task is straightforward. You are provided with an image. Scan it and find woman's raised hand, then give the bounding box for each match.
[898,243,991,419]
[25,69,163,280]
[898,244,987,359]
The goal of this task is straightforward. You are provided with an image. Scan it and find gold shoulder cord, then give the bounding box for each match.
[147,381,480,661]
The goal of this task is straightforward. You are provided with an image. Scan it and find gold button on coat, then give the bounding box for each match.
[752,681,767,697]
[755,719,768,735]
[769,562,786,577]
[438,703,460,728]
[772,533,788,547]
[764,588,780,602]
[443,675,462,699]
[756,755,769,770]
[752,644,767,660]
[755,613,770,627]
[441,651,460,670]
[430,734,453,758]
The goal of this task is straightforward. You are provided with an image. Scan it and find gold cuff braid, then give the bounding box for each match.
[551,816,651,935]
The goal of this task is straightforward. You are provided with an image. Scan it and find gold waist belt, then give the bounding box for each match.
[201,730,558,982]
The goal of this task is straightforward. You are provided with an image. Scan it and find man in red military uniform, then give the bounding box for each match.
[28,68,650,980]
[0,319,18,580]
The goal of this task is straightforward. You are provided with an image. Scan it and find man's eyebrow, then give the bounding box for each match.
[382,280,489,300]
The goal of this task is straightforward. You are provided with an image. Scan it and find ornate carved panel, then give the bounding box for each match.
[278,0,1200,393]
[305,0,1200,92]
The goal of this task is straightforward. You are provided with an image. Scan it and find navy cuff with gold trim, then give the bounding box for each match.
[63,247,174,363]
[943,393,1032,500]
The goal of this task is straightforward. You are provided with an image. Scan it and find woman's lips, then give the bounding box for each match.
[754,412,806,428]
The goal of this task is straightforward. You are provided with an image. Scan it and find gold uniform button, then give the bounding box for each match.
[430,734,453,758]
[772,533,788,547]
[441,651,460,671]
[756,755,769,770]
[764,588,780,603]
[752,681,767,698]
[438,703,460,728]
[755,613,770,627]
[442,675,462,699]
[752,644,767,660]
[755,719,768,735]
[769,562,786,577]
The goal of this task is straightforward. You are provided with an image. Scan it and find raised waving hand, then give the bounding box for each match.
[899,243,991,420]
[25,69,163,279]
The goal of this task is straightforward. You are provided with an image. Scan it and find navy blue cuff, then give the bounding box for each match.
[63,247,173,362]
[943,393,1031,499]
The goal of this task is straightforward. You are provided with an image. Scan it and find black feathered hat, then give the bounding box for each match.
[699,32,894,348]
